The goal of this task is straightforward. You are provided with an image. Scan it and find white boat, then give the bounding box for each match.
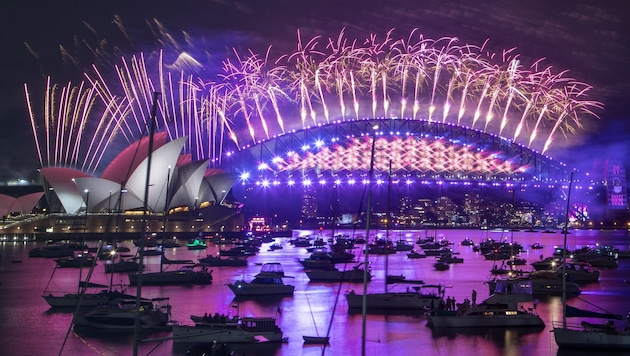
[346,285,445,310]
[305,263,370,282]
[487,270,582,296]
[128,264,212,285]
[298,251,334,269]
[172,316,284,343]
[553,315,630,349]
[227,263,294,296]
[557,261,600,284]
[426,280,545,328]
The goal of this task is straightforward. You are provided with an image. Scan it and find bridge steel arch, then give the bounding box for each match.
[224,118,572,186]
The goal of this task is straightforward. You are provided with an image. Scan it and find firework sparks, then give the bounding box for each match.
[26,29,601,173]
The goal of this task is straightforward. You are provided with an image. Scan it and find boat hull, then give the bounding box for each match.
[428,312,544,328]
[43,291,138,308]
[305,269,368,282]
[345,291,440,310]
[172,320,283,344]
[128,270,213,285]
[303,336,330,344]
[553,327,630,349]
[228,283,294,296]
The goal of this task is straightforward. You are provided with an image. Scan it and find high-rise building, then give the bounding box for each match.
[301,186,317,225]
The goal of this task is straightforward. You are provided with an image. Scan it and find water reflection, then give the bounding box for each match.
[1,228,629,355]
[430,325,545,341]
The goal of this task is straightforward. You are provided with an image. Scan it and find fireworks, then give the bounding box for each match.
[26,30,602,172]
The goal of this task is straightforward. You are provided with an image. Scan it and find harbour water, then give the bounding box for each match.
[1,228,629,355]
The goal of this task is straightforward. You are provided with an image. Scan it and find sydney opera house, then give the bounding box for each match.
[1,132,243,241]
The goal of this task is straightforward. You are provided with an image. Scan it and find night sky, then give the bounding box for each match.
[1,0,630,183]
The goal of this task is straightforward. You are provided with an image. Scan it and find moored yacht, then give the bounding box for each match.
[43,288,140,308]
[227,263,294,296]
[128,264,213,285]
[487,270,582,296]
[198,255,248,266]
[172,316,284,343]
[305,263,370,282]
[553,306,630,349]
[345,284,445,310]
[76,298,171,331]
[427,280,545,328]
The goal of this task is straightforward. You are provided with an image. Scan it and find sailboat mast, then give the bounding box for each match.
[561,172,574,328]
[133,91,161,356]
[159,165,171,274]
[361,125,378,356]
[384,160,392,292]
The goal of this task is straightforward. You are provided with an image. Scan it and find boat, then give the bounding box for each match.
[96,242,131,259]
[461,238,474,246]
[186,238,207,250]
[557,261,600,284]
[483,250,513,260]
[530,242,544,249]
[198,255,248,267]
[506,258,527,266]
[104,259,143,273]
[433,261,449,271]
[407,249,426,259]
[394,240,414,251]
[303,335,330,344]
[365,239,396,254]
[43,287,141,308]
[437,252,464,264]
[423,247,452,256]
[77,298,171,331]
[426,280,545,328]
[29,243,76,258]
[386,275,424,285]
[574,255,618,268]
[489,265,511,275]
[160,239,181,248]
[172,316,284,343]
[219,246,255,257]
[305,263,371,283]
[54,253,97,268]
[346,284,445,310]
[128,264,213,285]
[487,270,582,296]
[292,236,313,247]
[553,313,630,349]
[161,255,195,265]
[298,250,334,269]
[531,256,562,271]
[227,263,294,296]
